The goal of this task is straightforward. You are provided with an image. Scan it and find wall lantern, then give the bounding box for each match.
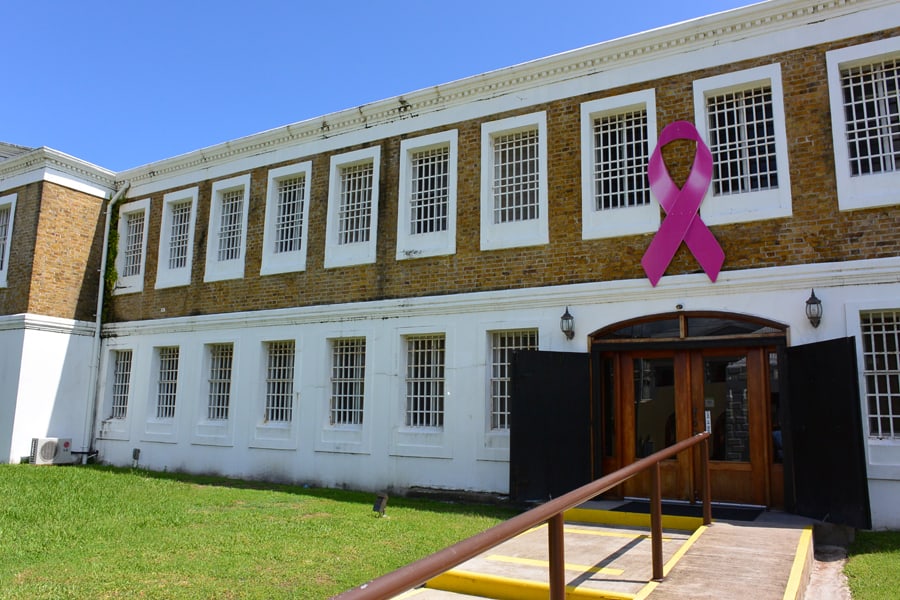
[560,307,575,340]
[806,289,823,328]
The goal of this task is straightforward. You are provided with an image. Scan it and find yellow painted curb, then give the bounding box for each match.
[782,526,814,600]
[565,507,704,532]
[427,569,636,600]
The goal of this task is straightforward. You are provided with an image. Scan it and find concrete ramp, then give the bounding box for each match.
[392,507,812,600]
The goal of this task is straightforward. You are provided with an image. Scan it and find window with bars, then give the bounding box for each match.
[409,146,450,235]
[491,128,541,224]
[330,338,366,427]
[592,108,651,211]
[405,335,445,428]
[338,162,374,245]
[490,330,538,430]
[122,211,146,278]
[217,188,244,261]
[861,311,900,440]
[0,204,10,275]
[840,57,900,177]
[705,85,778,196]
[111,350,132,419]
[274,176,306,254]
[167,201,192,270]
[207,343,233,421]
[156,347,179,419]
[265,341,295,423]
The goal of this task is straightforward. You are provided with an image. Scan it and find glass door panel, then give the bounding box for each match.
[633,357,677,458]
[703,355,750,462]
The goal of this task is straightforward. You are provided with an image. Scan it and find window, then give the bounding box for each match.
[325,147,381,268]
[261,162,313,275]
[480,112,549,250]
[861,311,900,440]
[207,343,233,421]
[265,341,295,423]
[693,64,792,225]
[330,338,366,427]
[111,350,133,419]
[396,131,458,259]
[204,174,251,282]
[0,193,16,287]
[405,335,445,428]
[581,90,659,238]
[155,347,179,419]
[155,187,198,289]
[827,38,900,210]
[489,330,538,430]
[114,198,150,293]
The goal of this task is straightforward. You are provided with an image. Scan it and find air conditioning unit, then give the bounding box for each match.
[30,438,77,465]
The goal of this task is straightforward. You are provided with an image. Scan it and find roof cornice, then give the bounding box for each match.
[0,147,116,197]
[113,0,895,190]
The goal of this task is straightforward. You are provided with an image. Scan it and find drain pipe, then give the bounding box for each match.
[80,182,130,462]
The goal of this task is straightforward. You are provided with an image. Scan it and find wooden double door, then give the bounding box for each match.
[601,346,781,506]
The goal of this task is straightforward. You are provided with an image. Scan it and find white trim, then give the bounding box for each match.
[693,63,793,225]
[0,147,115,197]
[155,187,198,289]
[261,161,313,275]
[315,332,373,455]
[192,339,238,447]
[480,112,549,251]
[142,345,180,443]
[114,198,151,295]
[204,174,251,282]
[0,313,95,336]
[0,193,17,287]
[396,131,458,260]
[827,37,900,211]
[324,147,381,269]
[580,90,659,239]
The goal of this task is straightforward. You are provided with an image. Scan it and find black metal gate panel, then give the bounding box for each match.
[785,337,871,529]
[509,350,591,504]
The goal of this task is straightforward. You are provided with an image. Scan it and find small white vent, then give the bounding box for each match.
[30,438,76,465]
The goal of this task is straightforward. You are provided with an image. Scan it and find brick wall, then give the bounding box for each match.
[0,181,105,321]
[109,29,900,323]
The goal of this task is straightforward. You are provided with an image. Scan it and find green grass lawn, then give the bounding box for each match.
[845,530,900,600]
[0,465,515,599]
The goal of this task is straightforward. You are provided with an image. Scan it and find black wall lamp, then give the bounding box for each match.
[560,307,575,340]
[806,289,823,328]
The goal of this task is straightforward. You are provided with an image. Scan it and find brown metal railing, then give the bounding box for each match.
[333,431,711,600]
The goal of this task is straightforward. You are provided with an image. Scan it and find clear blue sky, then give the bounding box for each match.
[4,0,757,172]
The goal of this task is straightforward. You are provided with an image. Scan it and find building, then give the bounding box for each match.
[1,0,899,530]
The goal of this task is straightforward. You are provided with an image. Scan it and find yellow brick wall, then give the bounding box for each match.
[109,29,900,323]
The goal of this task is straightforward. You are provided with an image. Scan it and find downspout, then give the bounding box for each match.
[81,182,129,461]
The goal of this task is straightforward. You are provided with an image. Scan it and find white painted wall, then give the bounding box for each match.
[93,257,900,528]
[0,316,95,463]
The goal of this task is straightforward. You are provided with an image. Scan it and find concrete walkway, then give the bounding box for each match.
[392,502,815,600]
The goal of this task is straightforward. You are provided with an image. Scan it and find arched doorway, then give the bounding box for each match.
[591,312,787,507]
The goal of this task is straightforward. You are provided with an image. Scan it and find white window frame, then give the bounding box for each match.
[488,329,539,432]
[580,90,659,239]
[193,341,237,446]
[155,187,198,289]
[204,174,251,282]
[0,193,17,288]
[480,112,549,250]
[114,198,150,294]
[261,161,313,275]
[693,64,792,225]
[99,347,135,441]
[324,147,381,268]
[251,338,299,450]
[396,131,458,260]
[142,345,180,443]
[827,38,900,211]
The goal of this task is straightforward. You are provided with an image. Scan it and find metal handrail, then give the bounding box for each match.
[333,431,711,600]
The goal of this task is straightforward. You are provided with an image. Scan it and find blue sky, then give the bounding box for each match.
[4,0,757,172]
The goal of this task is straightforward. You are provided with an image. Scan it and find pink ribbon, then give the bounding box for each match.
[641,121,724,287]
